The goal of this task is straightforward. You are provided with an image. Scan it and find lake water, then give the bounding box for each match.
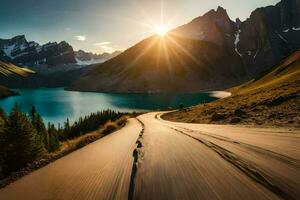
[0,88,228,125]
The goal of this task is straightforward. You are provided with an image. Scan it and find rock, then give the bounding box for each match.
[230,117,241,124]
[234,108,246,117]
[268,114,276,119]
[211,113,226,121]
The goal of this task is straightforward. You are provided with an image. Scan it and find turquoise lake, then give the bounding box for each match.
[0,88,227,125]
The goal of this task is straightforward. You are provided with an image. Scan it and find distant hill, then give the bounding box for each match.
[72,0,300,93]
[163,50,300,127]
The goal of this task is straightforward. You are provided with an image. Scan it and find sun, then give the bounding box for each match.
[155,24,169,36]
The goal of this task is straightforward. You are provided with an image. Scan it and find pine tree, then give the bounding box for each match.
[29,106,50,152]
[48,124,59,152]
[29,106,37,125]
[0,108,6,121]
[0,113,7,178]
[4,104,45,174]
[36,114,49,151]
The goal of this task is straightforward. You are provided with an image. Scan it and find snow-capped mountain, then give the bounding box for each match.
[0,36,121,67]
[0,36,76,66]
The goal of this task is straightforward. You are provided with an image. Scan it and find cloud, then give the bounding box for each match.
[65,27,71,31]
[94,41,124,53]
[75,35,86,41]
[94,42,111,46]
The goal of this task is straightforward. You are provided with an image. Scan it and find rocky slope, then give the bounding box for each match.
[162,50,300,128]
[173,0,300,76]
[72,0,300,93]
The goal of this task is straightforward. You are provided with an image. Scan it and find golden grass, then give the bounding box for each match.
[0,60,35,77]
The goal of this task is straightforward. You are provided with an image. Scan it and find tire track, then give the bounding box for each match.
[128,119,145,200]
[169,126,296,200]
[175,126,300,168]
[156,112,300,168]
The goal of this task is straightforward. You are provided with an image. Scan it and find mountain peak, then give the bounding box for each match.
[10,35,27,43]
[202,6,231,22]
[216,6,226,13]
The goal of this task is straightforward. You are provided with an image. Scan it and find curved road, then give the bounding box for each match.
[0,112,299,200]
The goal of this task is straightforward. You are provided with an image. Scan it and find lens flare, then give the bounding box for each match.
[155,25,169,36]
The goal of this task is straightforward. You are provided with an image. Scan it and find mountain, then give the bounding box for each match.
[0,36,121,88]
[172,0,300,76]
[163,49,300,127]
[72,0,300,93]
[0,35,121,68]
[75,50,122,66]
[0,35,76,66]
[71,34,245,93]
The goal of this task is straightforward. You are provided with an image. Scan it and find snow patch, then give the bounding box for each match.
[234,29,242,56]
[253,49,259,60]
[13,52,29,58]
[283,29,290,33]
[292,27,300,31]
[277,33,288,43]
[75,58,106,66]
[3,44,16,58]
[282,27,300,32]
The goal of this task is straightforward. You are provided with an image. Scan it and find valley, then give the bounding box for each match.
[0,0,299,199]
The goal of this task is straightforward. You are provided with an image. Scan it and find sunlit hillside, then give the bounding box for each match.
[0,60,34,77]
[163,50,300,127]
[0,60,35,97]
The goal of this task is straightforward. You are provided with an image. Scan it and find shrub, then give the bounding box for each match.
[101,121,118,135]
[115,116,128,127]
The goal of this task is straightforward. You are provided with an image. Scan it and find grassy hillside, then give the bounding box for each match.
[71,34,245,93]
[162,50,300,128]
[0,60,34,98]
[0,60,34,77]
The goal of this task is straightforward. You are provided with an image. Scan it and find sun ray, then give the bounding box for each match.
[161,37,172,76]
[167,35,200,65]
[124,37,159,73]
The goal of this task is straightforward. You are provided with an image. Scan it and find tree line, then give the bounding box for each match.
[0,104,127,179]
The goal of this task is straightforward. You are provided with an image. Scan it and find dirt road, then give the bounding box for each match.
[0,113,299,200]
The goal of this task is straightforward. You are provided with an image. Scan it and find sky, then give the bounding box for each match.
[0,0,280,54]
